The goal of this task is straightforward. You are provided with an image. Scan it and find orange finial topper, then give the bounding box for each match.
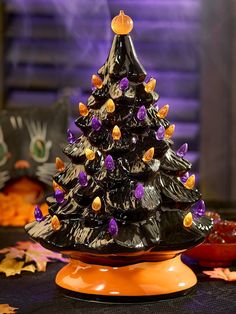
[111,10,133,35]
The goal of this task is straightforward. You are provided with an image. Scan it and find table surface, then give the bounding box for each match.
[0,228,236,314]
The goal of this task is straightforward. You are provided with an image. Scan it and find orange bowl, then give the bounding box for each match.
[185,242,236,267]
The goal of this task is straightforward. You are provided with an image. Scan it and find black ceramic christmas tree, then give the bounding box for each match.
[26,11,213,301]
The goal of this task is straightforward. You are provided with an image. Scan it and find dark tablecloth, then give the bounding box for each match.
[0,228,236,314]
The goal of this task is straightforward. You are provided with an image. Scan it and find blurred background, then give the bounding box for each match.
[0,0,235,206]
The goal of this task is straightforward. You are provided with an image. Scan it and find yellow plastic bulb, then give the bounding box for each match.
[91,74,103,89]
[145,78,156,93]
[51,215,61,231]
[105,99,115,113]
[52,180,64,192]
[142,147,155,163]
[183,212,193,228]
[165,124,175,139]
[157,104,169,119]
[92,196,101,211]
[111,10,133,35]
[85,148,95,161]
[184,174,195,189]
[112,125,121,141]
[79,102,89,117]
[55,157,65,172]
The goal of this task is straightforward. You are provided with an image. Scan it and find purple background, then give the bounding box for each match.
[3,0,201,175]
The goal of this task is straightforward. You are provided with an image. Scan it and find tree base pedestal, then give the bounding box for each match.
[55,254,197,302]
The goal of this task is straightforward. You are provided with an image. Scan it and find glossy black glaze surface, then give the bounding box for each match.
[26,33,213,257]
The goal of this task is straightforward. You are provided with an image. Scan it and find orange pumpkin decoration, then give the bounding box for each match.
[111,10,133,35]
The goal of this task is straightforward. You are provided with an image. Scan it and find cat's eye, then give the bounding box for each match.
[0,142,8,166]
[30,138,52,163]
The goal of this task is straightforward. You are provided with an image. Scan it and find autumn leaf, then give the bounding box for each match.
[203,268,236,281]
[22,242,68,271]
[0,248,25,259]
[14,242,35,250]
[16,242,68,262]
[0,258,36,277]
[0,304,18,314]
[0,258,24,277]
[0,248,9,254]
[21,264,36,273]
[0,241,68,276]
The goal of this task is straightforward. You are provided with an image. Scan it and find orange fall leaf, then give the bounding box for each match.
[0,304,18,314]
[203,268,236,281]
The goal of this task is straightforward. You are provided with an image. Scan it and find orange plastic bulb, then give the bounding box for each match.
[184,174,196,189]
[105,99,115,113]
[142,147,155,163]
[85,148,95,161]
[165,124,175,139]
[52,180,64,192]
[111,10,133,35]
[51,215,61,231]
[92,196,101,211]
[145,78,156,93]
[112,125,121,141]
[183,212,193,228]
[55,157,65,172]
[91,74,103,89]
[79,102,89,117]
[157,104,169,119]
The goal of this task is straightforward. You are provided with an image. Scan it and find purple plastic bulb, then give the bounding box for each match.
[134,183,144,199]
[34,205,43,222]
[55,189,65,204]
[137,105,147,121]
[119,77,129,91]
[67,129,76,144]
[78,171,88,187]
[176,143,188,158]
[155,125,165,140]
[108,218,118,236]
[193,200,206,217]
[180,172,190,183]
[105,155,115,171]
[91,117,102,131]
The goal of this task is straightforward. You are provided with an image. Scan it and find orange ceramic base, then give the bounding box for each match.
[55,254,197,298]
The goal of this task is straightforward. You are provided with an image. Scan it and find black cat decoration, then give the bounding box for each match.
[0,101,68,190]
